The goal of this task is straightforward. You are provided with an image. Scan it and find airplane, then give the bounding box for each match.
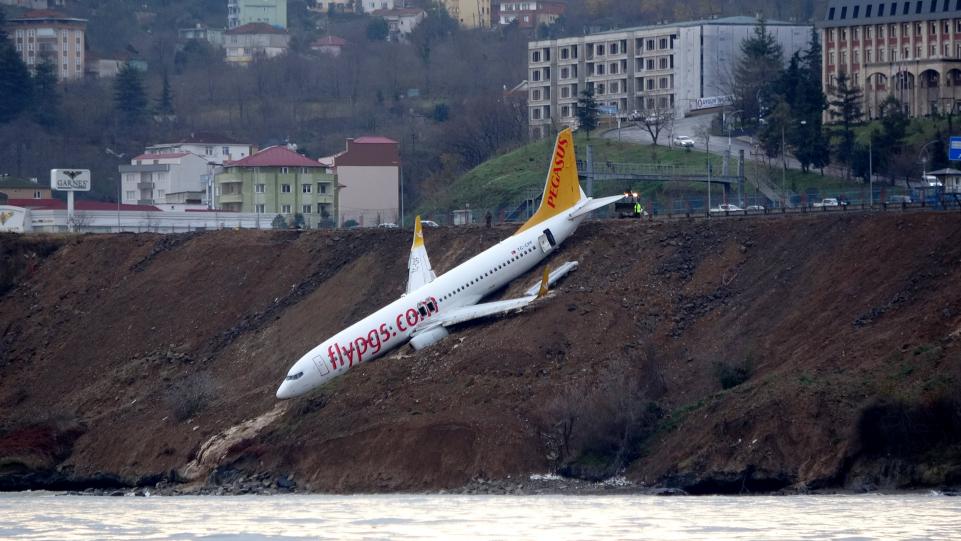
[276,128,623,399]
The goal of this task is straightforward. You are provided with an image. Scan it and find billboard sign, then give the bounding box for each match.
[0,206,29,233]
[693,95,735,111]
[50,169,91,191]
[949,136,961,160]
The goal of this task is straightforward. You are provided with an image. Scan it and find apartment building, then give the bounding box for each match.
[818,0,961,118]
[439,0,492,29]
[527,16,811,138]
[228,0,287,29]
[119,152,210,208]
[6,10,86,81]
[371,8,426,42]
[496,0,565,29]
[215,146,337,225]
[145,133,254,166]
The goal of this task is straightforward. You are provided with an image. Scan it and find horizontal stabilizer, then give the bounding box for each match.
[569,194,626,220]
[524,261,579,297]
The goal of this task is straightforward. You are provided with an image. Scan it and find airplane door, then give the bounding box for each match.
[538,228,557,253]
[312,355,331,376]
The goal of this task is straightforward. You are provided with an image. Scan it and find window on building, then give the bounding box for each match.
[560,47,569,60]
[281,167,289,174]
[659,77,668,89]
[853,28,859,39]
[302,204,311,214]
[561,86,570,98]
[609,42,618,54]
[597,64,605,75]
[282,204,291,214]
[255,183,265,193]
[646,58,655,70]
[561,66,569,79]
[532,50,540,62]
[281,184,291,193]
[255,203,265,213]
[659,57,668,69]
[646,39,655,51]
[646,78,655,90]
[33,190,41,199]
[302,184,311,193]
[126,191,136,200]
[596,43,604,55]
[532,108,542,120]
[561,105,571,117]
[318,183,328,194]
[205,146,213,155]
[532,88,541,100]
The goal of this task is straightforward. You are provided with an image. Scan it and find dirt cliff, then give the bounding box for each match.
[1,212,960,493]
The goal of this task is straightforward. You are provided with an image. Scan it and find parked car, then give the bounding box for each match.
[421,220,440,228]
[628,110,643,121]
[813,198,846,207]
[710,203,742,213]
[673,135,695,148]
[377,222,398,229]
[887,195,913,204]
[745,205,765,211]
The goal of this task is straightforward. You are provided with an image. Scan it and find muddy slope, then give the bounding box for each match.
[1,213,959,493]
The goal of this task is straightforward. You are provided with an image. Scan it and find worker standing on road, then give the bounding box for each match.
[485,210,492,228]
[634,201,643,217]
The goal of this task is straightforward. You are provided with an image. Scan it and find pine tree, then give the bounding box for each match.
[0,9,33,124]
[114,62,148,124]
[30,59,61,129]
[733,18,784,128]
[154,70,175,120]
[576,87,599,138]
[828,71,864,177]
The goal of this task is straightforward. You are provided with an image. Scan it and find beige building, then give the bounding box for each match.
[228,0,286,29]
[819,0,961,119]
[224,23,289,64]
[324,137,400,227]
[439,0,492,29]
[7,9,86,81]
[0,177,51,200]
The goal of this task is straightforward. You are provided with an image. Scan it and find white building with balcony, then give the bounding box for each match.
[527,16,811,138]
[119,152,210,210]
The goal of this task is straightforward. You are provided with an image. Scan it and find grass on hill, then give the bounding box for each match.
[418,132,862,216]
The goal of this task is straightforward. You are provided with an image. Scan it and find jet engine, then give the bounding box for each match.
[410,326,449,350]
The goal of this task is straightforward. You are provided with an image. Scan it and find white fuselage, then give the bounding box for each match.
[275,206,588,398]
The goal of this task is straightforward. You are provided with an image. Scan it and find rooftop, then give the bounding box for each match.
[0,177,46,189]
[312,35,347,46]
[7,199,160,211]
[353,136,399,144]
[819,0,961,28]
[531,15,808,42]
[132,152,191,161]
[226,146,321,168]
[10,10,87,23]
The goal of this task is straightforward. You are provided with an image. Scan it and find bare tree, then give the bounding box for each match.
[638,108,674,146]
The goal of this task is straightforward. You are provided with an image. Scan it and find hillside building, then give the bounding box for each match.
[228,0,287,29]
[323,136,400,227]
[526,16,812,138]
[818,0,961,118]
[224,23,289,64]
[439,0,492,29]
[120,152,211,209]
[495,0,566,30]
[178,24,225,47]
[5,9,86,81]
[0,177,51,200]
[215,146,337,227]
[145,133,254,166]
[371,8,426,42]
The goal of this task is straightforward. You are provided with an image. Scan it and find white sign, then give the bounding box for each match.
[693,95,735,110]
[0,205,29,232]
[50,169,91,191]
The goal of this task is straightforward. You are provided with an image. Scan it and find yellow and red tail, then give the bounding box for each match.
[515,128,584,235]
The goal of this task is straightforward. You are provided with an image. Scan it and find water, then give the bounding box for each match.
[0,492,958,540]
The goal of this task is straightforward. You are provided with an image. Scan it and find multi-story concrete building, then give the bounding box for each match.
[495,0,565,29]
[527,16,812,138]
[818,0,961,118]
[228,0,287,29]
[224,23,289,64]
[322,136,400,227]
[120,152,211,209]
[215,146,337,226]
[360,0,395,13]
[6,9,86,81]
[439,0,492,29]
[178,24,225,47]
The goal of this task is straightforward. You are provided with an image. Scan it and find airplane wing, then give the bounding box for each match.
[569,194,626,220]
[412,268,551,334]
[406,215,437,294]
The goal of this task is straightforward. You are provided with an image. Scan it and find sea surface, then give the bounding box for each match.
[0,492,959,540]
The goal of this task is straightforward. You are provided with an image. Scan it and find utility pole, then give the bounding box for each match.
[781,123,786,208]
[869,137,873,207]
[706,135,711,214]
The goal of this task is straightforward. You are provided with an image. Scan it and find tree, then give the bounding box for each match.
[30,59,60,129]
[114,62,148,124]
[366,17,389,41]
[154,70,175,120]
[576,87,599,138]
[828,71,863,177]
[0,9,33,124]
[638,108,672,146]
[732,18,784,128]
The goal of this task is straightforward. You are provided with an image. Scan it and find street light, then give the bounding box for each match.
[918,139,940,199]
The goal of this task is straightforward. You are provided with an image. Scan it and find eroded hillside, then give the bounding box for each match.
[1,213,959,493]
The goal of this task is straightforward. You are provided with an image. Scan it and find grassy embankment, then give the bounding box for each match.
[419,133,860,217]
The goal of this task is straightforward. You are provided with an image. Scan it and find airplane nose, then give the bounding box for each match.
[276,382,293,399]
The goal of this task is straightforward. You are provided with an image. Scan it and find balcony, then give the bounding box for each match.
[137,199,155,205]
[217,175,243,185]
[219,193,243,204]
[137,181,154,190]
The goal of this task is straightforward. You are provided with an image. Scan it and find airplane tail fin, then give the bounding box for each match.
[515,128,584,235]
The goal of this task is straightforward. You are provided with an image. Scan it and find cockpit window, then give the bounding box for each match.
[285,371,304,381]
